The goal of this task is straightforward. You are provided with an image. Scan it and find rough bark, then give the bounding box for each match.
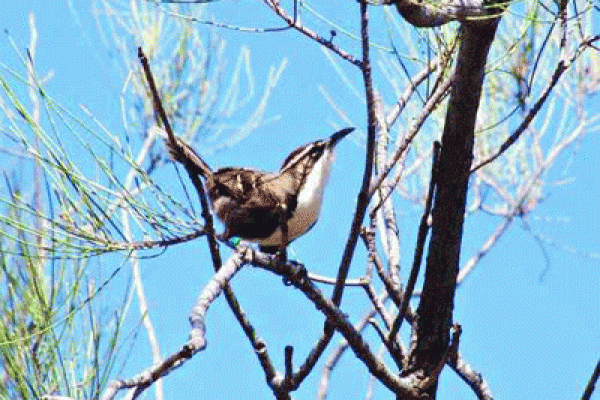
[404,20,500,397]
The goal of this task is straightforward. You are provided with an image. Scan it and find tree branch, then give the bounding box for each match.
[263,0,361,67]
[317,293,391,400]
[447,351,494,400]
[391,0,505,28]
[331,0,376,310]
[388,141,440,343]
[137,47,286,399]
[471,34,600,173]
[406,20,500,391]
[368,74,452,198]
[581,359,600,400]
[249,250,427,399]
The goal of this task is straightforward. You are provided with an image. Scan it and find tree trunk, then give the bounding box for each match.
[405,20,500,398]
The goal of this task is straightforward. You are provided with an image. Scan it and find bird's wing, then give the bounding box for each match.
[220,185,284,240]
[212,168,264,201]
[259,173,299,211]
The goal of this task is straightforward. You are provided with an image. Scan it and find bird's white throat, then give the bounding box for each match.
[258,149,335,246]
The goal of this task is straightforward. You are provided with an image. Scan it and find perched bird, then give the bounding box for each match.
[166,127,354,253]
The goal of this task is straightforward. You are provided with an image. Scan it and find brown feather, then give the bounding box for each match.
[165,127,354,247]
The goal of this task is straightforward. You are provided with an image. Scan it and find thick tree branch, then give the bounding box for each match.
[406,19,500,392]
[448,352,494,400]
[249,251,427,399]
[391,0,505,28]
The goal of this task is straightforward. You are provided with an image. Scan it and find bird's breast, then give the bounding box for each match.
[257,150,335,246]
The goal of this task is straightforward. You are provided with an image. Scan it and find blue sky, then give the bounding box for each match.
[1,1,599,399]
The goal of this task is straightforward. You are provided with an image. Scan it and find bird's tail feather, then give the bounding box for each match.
[164,136,213,178]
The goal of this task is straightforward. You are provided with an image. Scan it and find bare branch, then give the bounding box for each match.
[390,0,505,28]
[359,227,417,324]
[581,359,600,400]
[385,59,439,128]
[100,345,196,400]
[250,250,427,398]
[368,73,452,198]
[307,273,367,286]
[371,92,403,293]
[263,0,361,67]
[456,214,513,284]
[101,248,252,400]
[188,248,250,348]
[104,230,207,251]
[331,0,376,312]
[471,34,600,172]
[122,212,165,399]
[138,47,287,398]
[294,330,334,390]
[448,351,494,400]
[388,141,440,343]
[318,299,388,400]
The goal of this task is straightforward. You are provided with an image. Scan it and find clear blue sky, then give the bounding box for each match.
[1,1,599,399]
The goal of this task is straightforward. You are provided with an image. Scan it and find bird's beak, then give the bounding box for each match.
[329,127,355,147]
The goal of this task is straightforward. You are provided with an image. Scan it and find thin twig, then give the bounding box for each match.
[471,34,600,173]
[581,359,600,400]
[155,2,291,33]
[371,92,402,295]
[362,280,403,370]
[331,0,375,310]
[359,228,417,324]
[294,330,334,390]
[105,229,206,251]
[307,273,367,286]
[137,48,284,399]
[249,250,426,398]
[368,74,452,198]
[263,0,361,67]
[317,294,390,400]
[122,211,164,399]
[385,59,439,128]
[388,141,440,343]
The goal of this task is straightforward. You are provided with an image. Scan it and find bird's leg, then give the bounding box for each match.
[276,214,289,264]
[276,209,309,286]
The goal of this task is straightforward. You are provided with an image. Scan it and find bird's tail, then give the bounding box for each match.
[164,135,213,178]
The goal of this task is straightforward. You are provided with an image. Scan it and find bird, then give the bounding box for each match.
[165,127,354,254]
